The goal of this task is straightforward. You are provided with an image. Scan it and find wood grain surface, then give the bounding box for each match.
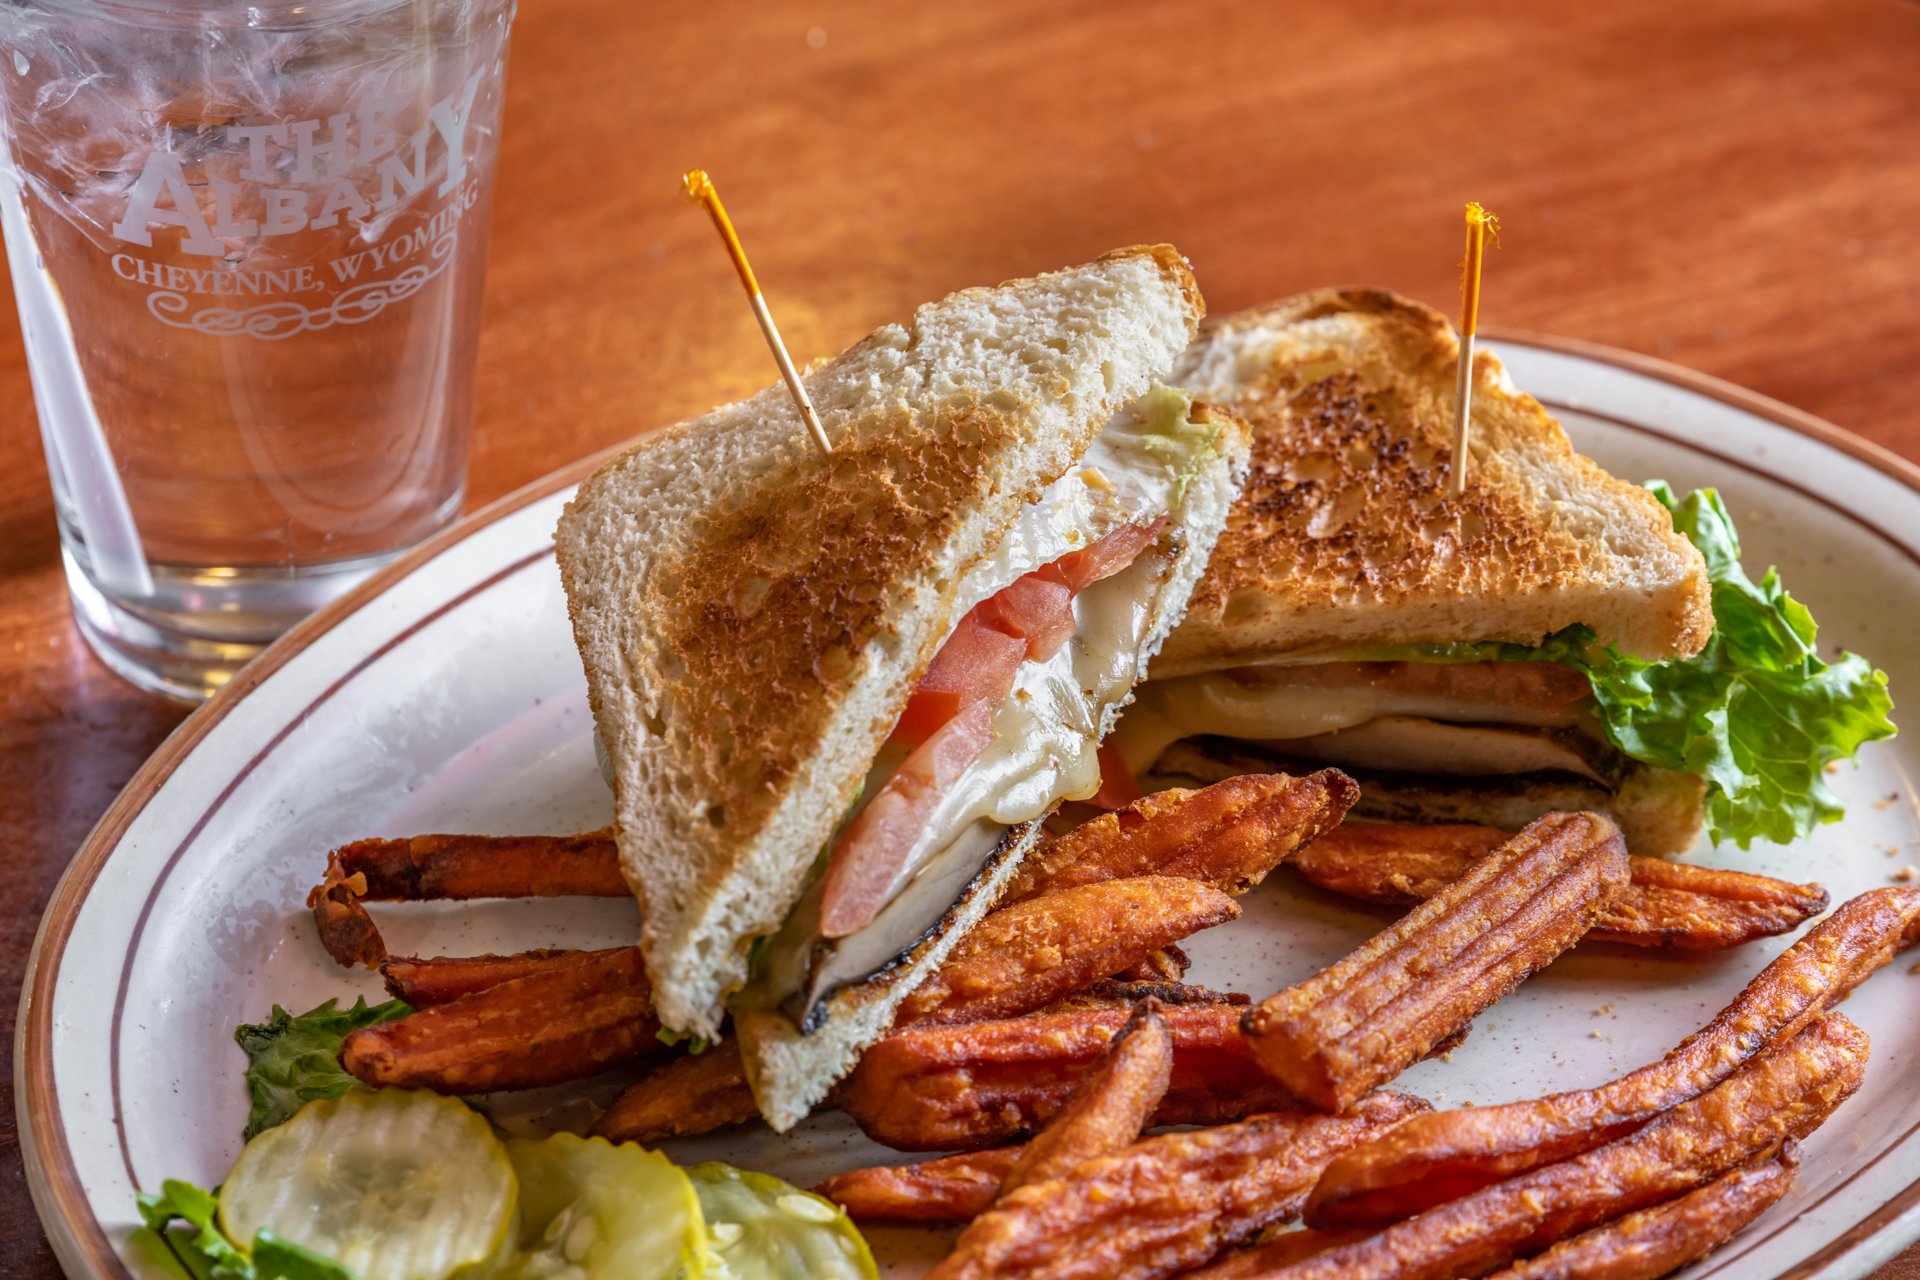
[5,1,1919,1274]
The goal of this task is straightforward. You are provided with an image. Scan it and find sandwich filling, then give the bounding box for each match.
[742,385,1224,1027]
[1117,485,1895,850]
[1113,659,1625,789]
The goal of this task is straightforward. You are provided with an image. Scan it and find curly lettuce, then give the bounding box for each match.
[234,997,410,1139]
[1357,485,1895,847]
[1136,383,1224,505]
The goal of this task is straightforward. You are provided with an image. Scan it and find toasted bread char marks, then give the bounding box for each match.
[556,246,1204,1039]
[1156,288,1712,675]
[645,397,1029,830]
[741,412,1253,1130]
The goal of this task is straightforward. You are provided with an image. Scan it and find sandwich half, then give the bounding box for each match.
[557,246,1250,1128]
[1119,288,1715,852]
[1120,287,1894,857]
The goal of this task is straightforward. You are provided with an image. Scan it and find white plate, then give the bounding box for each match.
[18,335,1920,1280]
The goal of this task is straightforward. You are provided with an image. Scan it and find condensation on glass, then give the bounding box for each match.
[0,0,515,699]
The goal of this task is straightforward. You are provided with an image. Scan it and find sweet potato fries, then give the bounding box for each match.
[1483,1147,1798,1280]
[1261,1014,1864,1280]
[380,946,620,1006]
[925,1093,1427,1280]
[1292,821,1829,951]
[302,783,1900,1279]
[327,829,624,899]
[1243,812,1631,1112]
[896,877,1238,1025]
[840,1003,1297,1151]
[339,944,665,1093]
[592,1041,759,1143]
[996,998,1174,1196]
[1308,886,1920,1226]
[817,1146,1027,1225]
[315,772,1336,1117]
[1004,770,1358,902]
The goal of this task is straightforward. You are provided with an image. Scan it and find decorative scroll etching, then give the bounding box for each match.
[145,230,456,341]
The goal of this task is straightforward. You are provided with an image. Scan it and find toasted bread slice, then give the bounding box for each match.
[1156,288,1711,677]
[556,246,1204,1042]
[737,400,1249,1128]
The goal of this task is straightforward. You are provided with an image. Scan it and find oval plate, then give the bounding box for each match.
[17,336,1920,1280]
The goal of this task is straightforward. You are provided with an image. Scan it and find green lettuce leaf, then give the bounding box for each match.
[1356,484,1895,847]
[138,1179,356,1280]
[1136,382,1222,505]
[656,1026,712,1053]
[1569,483,1896,847]
[234,997,410,1139]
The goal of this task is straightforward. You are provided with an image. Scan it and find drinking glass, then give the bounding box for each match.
[0,0,515,700]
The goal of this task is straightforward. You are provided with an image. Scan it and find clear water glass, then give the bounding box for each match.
[0,0,515,700]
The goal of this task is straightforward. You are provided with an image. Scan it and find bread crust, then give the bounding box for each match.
[738,405,1254,1128]
[556,246,1205,1037]
[1156,288,1713,675]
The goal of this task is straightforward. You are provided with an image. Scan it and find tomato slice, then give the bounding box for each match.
[977,573,1076,662]
[894,520,1167,747]
[821,701,996,938]
[889,612,1028,746]
[1090,742,1145,809]
[1043,518,1168,593]
[821,520,1167,937]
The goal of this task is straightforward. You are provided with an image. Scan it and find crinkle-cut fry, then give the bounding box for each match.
[925,1093,1428,1280]
[1044,980,1249,1012]
[1115,944,1189,982]
[1483,1147,1798,1280]
[1184,1228,1375,1277]
[1245,812,1630,1113]
[817,1147,1025,1225]
[592,1042,759,1143]
[1272,1015,1866,1280]
[842,1004,1299,1152]
[381,947,613,1006]
[308,852,386,968]
[1292,822,1828,950]
[1000,998,1172,1197]
[1004,770,1359,903]
[328,828,625,900]
[899,877,1238,1025]
[1308,886,1920,1227]
[340,944,663,1093]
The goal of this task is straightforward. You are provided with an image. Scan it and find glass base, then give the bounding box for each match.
[63,545,415,703]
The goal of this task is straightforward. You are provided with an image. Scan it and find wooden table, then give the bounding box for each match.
[5,1,1918,1273]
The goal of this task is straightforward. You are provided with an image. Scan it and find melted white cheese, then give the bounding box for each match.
[1111,669,1592,774]
[751,544,1175,1016]
[946,387,1199,626]
[1275,716,1613,784]
[751,389,1210,1013]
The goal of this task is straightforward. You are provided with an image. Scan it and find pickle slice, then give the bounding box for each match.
[504,1133,706,1280]
[219,1089,515,1280]
[688,1162,877,1280]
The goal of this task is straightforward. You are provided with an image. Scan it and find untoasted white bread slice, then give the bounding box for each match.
[556,247,1203,1041]
[1157,288,1711,677]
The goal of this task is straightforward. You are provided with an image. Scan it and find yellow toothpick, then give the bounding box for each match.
[683,169,832,456]
[1450,201,1500,498]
